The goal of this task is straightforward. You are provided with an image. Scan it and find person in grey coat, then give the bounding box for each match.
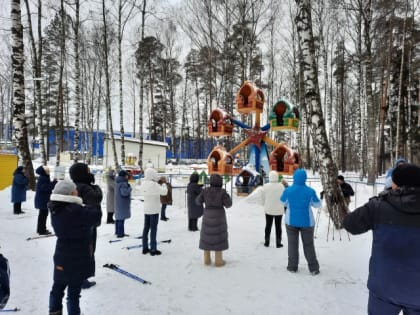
[114,170,132,238]
[187,173,203,231]
[106,168,116,224]
[196,174,232,267]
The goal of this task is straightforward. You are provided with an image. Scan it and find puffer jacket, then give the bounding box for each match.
[246,170,285,215]
[196,174,232,251]
[280,169,321,227]
[48,194,101,283]
[138,168,167,214]
[34,166,56,210]
[343,187,420,307]
[11,166,28,203]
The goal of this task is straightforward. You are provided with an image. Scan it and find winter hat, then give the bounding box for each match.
[391,164,420,187]
[269,170,279,183]
[210,174,223,187]
[337,175,345,181]
[52,179,77,195]
[118,170,128,177]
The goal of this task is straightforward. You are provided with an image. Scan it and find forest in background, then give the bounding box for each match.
[2,0,420,215]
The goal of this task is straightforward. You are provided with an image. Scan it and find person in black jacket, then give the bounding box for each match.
[34,165,57,235]
[48,179,101,315]
[337,175,354,206]
[186,173,203,231]
[69,163,103,289]
[343,164,420,315]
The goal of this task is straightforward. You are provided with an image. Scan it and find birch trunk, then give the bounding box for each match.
[118,0,125,165]
[362,0,377,184]
[395,0,409,158]
[73,0,81,162]
[11,0,35,189]
[24,0,47,165]
[138,0,146,169]
[102,0,119,169]
[295,0,347,228]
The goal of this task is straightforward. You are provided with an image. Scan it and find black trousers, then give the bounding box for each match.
[13,202,22,214]
[265,214,282,245]
[37,208,49,233]
[188,218,198,231]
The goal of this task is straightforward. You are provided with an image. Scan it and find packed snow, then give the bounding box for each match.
[0,165,385,315]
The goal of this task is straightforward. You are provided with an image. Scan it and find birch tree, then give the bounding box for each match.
[295,0,347,228]
[24,0,47,165]
[11,0,35,189]
[102,0,119,170]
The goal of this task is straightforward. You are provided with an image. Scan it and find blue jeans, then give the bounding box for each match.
[142,214,159,250]
[115,220,125,237]
[161,204,167,219]
[368,291,420,315]
[49,280,82,315]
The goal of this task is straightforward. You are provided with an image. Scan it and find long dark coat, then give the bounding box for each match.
[187,173,203,219]
[11,166,28,203]
[114,175,132,220]
[106,169,115,214]
[48,195,101,284]
[34,166,56,210]
[196,175,232,251]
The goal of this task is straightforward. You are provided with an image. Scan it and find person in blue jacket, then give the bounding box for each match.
[11,166,28,215]
[114,170,132,238]
[280,169,321,275]
[34,165,57,235]
[48,179,101,315]
[343,163,420,315]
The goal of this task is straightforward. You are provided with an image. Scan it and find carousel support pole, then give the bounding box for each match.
[228,139,249,156]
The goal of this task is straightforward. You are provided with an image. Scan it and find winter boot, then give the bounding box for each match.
[215,251,225,267]
[264,236,270,247]
[204,250,211,265]
[106,212,115,224]
[276,237,283,248]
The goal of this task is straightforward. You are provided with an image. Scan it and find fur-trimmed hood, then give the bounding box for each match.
[50,194,83,206]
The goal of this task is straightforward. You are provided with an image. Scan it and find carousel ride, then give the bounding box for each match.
[206,81,301,194]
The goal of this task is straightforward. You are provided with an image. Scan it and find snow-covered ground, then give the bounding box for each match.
[0,165,381,315]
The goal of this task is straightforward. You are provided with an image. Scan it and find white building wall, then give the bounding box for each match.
[103,137,168,172]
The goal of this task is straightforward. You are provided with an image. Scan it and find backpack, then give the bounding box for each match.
[0,254,10,309]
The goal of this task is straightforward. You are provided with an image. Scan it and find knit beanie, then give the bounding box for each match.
[52,179,77,195]
[392,164,420,187]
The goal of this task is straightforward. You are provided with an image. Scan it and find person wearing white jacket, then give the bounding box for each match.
[246,170,286,248]
[138,168,168,256]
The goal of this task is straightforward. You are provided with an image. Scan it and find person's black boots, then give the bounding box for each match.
[106,212,115,224]
[264,236,270,247]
